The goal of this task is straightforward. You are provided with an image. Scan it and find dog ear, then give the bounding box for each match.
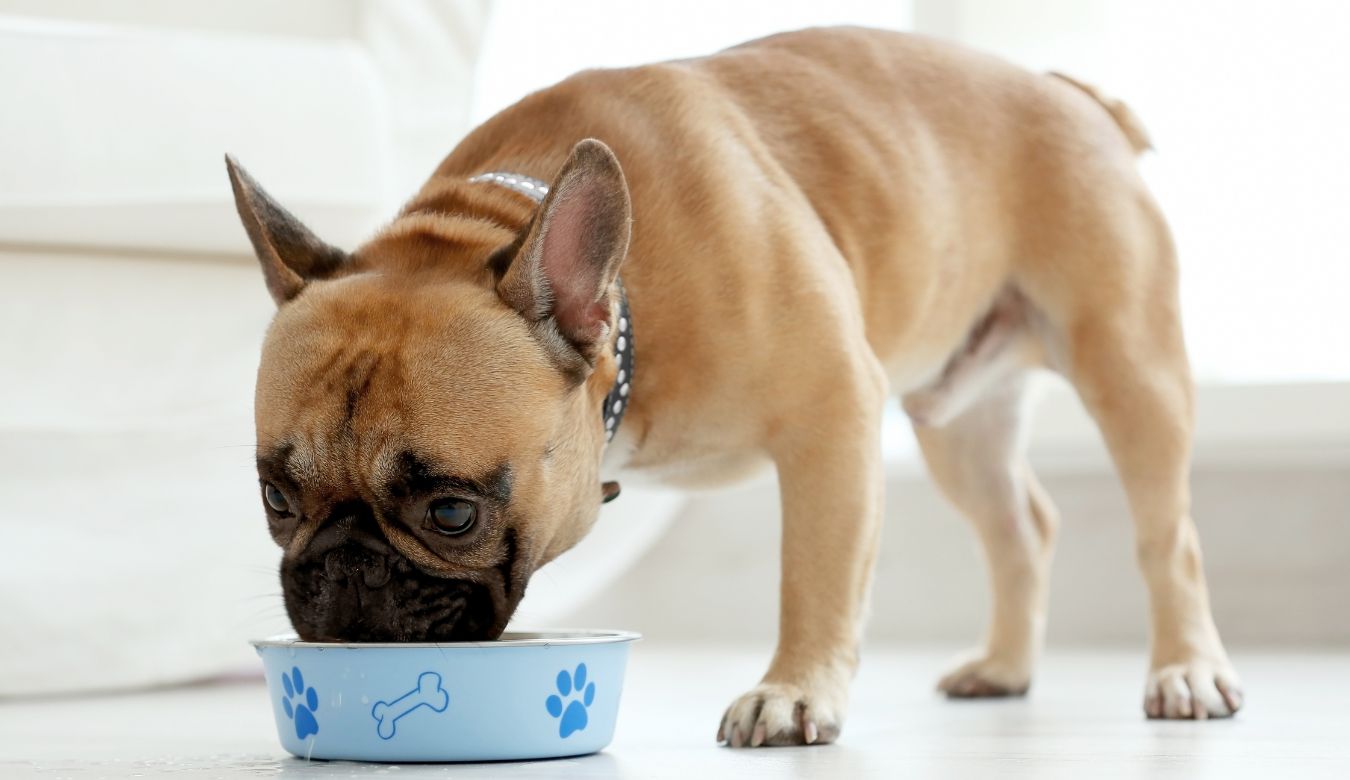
[225,155,348,305]
[496,139,631,370]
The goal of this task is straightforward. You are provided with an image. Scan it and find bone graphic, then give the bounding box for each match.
[371,671,450,739]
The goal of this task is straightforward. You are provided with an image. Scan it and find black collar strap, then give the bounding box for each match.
[469,170,633,447]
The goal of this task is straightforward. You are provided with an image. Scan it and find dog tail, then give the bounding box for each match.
[1047,71,1153,155]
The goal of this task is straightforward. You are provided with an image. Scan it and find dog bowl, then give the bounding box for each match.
[252,630,639,762]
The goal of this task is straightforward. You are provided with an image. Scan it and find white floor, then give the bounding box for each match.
[3,646,1348,779]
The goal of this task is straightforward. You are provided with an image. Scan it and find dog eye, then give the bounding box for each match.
[427,499,477,536]
[263,482,290,513]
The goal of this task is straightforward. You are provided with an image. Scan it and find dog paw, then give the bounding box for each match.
[1144,660,1243,720]
[717,681,842,748]
[937,652,1031,698]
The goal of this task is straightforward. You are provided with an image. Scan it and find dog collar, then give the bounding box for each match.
[603,283,634,443]
[469,170,633,446]
[467,171,551,200]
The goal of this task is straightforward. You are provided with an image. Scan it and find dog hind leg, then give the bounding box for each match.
[1063,304,1242,718]
[913,372,1058,697]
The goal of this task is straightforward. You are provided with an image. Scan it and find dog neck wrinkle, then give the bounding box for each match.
[401,177,536,233]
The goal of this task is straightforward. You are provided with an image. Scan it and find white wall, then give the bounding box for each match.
[914,0,1350,383]
[472,0,913,123]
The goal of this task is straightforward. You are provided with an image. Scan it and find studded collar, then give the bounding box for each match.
[469,170,634,447]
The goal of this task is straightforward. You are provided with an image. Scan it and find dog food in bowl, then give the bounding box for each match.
[252,630,639,762]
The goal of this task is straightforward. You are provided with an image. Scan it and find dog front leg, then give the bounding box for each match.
[718,358,886,747]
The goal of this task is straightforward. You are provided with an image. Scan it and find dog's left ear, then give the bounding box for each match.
[497,139,632,370]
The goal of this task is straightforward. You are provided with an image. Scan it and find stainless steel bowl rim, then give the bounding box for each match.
[250,628,640,649]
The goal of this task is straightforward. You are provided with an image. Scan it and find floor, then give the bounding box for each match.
[3,646,1348,779]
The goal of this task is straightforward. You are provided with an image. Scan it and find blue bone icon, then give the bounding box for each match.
[371,671,450,739]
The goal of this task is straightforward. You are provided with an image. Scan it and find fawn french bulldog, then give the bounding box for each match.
[230,27,1242,747]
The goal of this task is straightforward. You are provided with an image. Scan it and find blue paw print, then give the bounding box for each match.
[280,666,319,740]
[545,663,596,738]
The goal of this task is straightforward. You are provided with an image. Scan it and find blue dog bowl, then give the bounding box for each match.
[252,630,639,762]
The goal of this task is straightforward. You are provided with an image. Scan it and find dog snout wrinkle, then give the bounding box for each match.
[304,502,388,557]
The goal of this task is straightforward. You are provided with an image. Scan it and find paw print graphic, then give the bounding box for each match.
[280,666,320,740]
[545,663,596,738]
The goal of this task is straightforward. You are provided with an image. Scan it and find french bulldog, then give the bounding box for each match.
[229,27,1242,747]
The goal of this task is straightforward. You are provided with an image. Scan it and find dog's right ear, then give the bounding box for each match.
[225,155,348,306]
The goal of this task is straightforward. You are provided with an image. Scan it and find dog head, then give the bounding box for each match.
[229,140,631,642]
